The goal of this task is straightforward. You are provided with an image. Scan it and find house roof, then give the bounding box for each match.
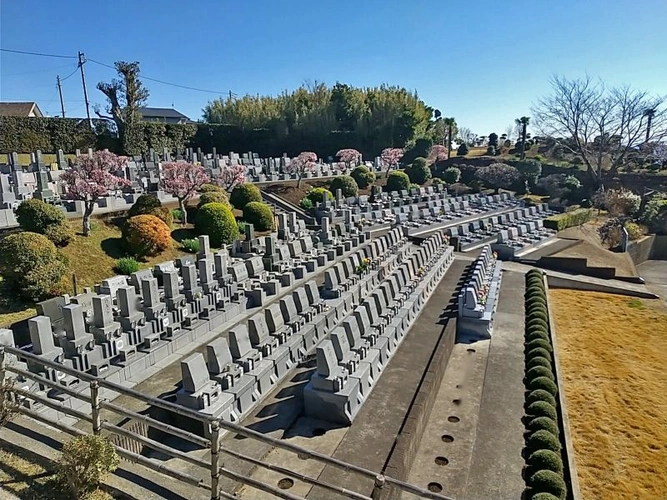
[0,102,43,117]
[138,107,191,121]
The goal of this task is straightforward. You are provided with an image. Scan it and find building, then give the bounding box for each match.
[138,107,192,124]
[0,102,44,118]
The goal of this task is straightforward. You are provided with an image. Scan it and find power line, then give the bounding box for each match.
[60,65,80,82]
[87,58,233,95]
[1,63,74,77]
[0,48,77,59]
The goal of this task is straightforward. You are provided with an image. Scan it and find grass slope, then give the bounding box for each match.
[550,290,667,500]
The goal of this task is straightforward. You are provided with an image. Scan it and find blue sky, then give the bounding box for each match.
[1,0,666,136]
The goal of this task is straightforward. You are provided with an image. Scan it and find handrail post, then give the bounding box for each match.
[90,380,101,435]
[371,474,386,500]
[0,346,6,412]
[210,419,221,500]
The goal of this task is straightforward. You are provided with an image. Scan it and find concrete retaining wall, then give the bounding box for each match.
[381,319,457,500]
[628,235,667,265]
[538,256,618,280]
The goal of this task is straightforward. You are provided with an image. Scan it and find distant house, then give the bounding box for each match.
[138,107,192,124]
[0,102,44,118]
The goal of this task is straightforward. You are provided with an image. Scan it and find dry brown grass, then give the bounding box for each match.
[550,289,667,500]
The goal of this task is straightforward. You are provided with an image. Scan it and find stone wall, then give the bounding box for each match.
[628,235,667,264]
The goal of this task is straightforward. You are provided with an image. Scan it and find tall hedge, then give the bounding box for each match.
[544,208,592,231]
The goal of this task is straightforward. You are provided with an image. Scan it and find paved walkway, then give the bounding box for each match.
[403,265,527,500]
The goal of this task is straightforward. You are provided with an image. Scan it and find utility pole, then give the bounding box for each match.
[78,51,92,127]
[57,75,66,118]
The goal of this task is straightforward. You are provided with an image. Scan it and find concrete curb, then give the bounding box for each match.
[544,276,582,500]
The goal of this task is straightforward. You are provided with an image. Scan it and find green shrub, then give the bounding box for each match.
[299,197,314,210]
[243,202,274,231]
[526,285,546,297]
[237,220,247,234]
[16,198,67,234]
[431,177,444,185]
[405,157,431,185]
[527,429,561,454]
[528,416,560,436]
[181,238,200,253]
[527,366,555,381]
[195,202,239,247]
[171,208,184,223]
[443,167,461,184]
[526,295,547,307]
[528,449,563,477]
[122,215,172,258]
[526,389,557,408]
[329,175,359,197]
[526,278,545,289]
[624,221,646,241]
[526,319,549,333]
[57,434,120,499]
[230,183,262,209]
[0,232,67,301]
[527,401,558,420]
[200,183,223,193]
[306,187,333,204]
[530,493,561,500]
[527,348,553,363]
[350,165,376,189]
[146,206,174,227]
[113,257,140,275]
[530,469,566,499]
[386,171,411,192]
[44,223,73,247]
[457,143,469,156]
[128,194,162,219]
[526,357,553,372]
[544,208,592,231]
[527,269,543,277]
[526,331,550,344]
[198,190,231,209]
[528,376,558,396]
[526,339,553,354]
[527,310,549,323]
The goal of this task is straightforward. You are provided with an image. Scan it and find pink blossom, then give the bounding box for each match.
[427,145,448,163]
[380,148,404,169]
[216,163,246,192]
[162,161,210,224]
[336,148,361,168]
[287,152,318,187]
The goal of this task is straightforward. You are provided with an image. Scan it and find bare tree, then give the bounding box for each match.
[458,127,477,146]
[532,75,667,184]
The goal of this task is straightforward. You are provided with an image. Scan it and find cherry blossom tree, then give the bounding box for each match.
[216,164,247,192]
[380,147,404,177]
[161,161,210,224]
[61,151,130,236]
[427,144,448,164]
[336,149,361,170]
[288,152,318,188]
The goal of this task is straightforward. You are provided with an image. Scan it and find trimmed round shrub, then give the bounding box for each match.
[527,269,543,278]
[526,317,549,331]
[528,416,560,437]
[526,328,550,342]
[122,215,171,259]
[198,190,230,209]
[200,183,223,193]
[526,357,553,372]
[526,286,547,298]
[151,206,174,227]
[306,187,333,204]
[526,339,553,354]
[128,194,162,218]
[526,389,557,408]
[527,430,561,454]
[527,366,555,382]
[527,401,558,420]
[443,167,461,184]
[526,280,544,291]
[528,449,563,476]
[386,171,411,192]
[528,376,558,396]
[527,348,553,363]
[114,257,140,275]
[44,223,73,247]
[531,493,561,500]
[180,238,200,253]
[405,157,431,185]
[195,202,239,247]
[526,296,547,309]
[527,310,549,323]
[0,232,67,301]
[350,165,376,189]
[530,469,566,499]
[230,183,262,209]
[329,175,359,197]
[16,198,67,233]
[431,177,444,185]
[243,202,274,231]
[299,197,314,210]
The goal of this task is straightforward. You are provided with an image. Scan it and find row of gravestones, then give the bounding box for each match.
[0,225,374,400]
[172,228,415,427]
[457,245,503,339]
[304,231,455,424]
